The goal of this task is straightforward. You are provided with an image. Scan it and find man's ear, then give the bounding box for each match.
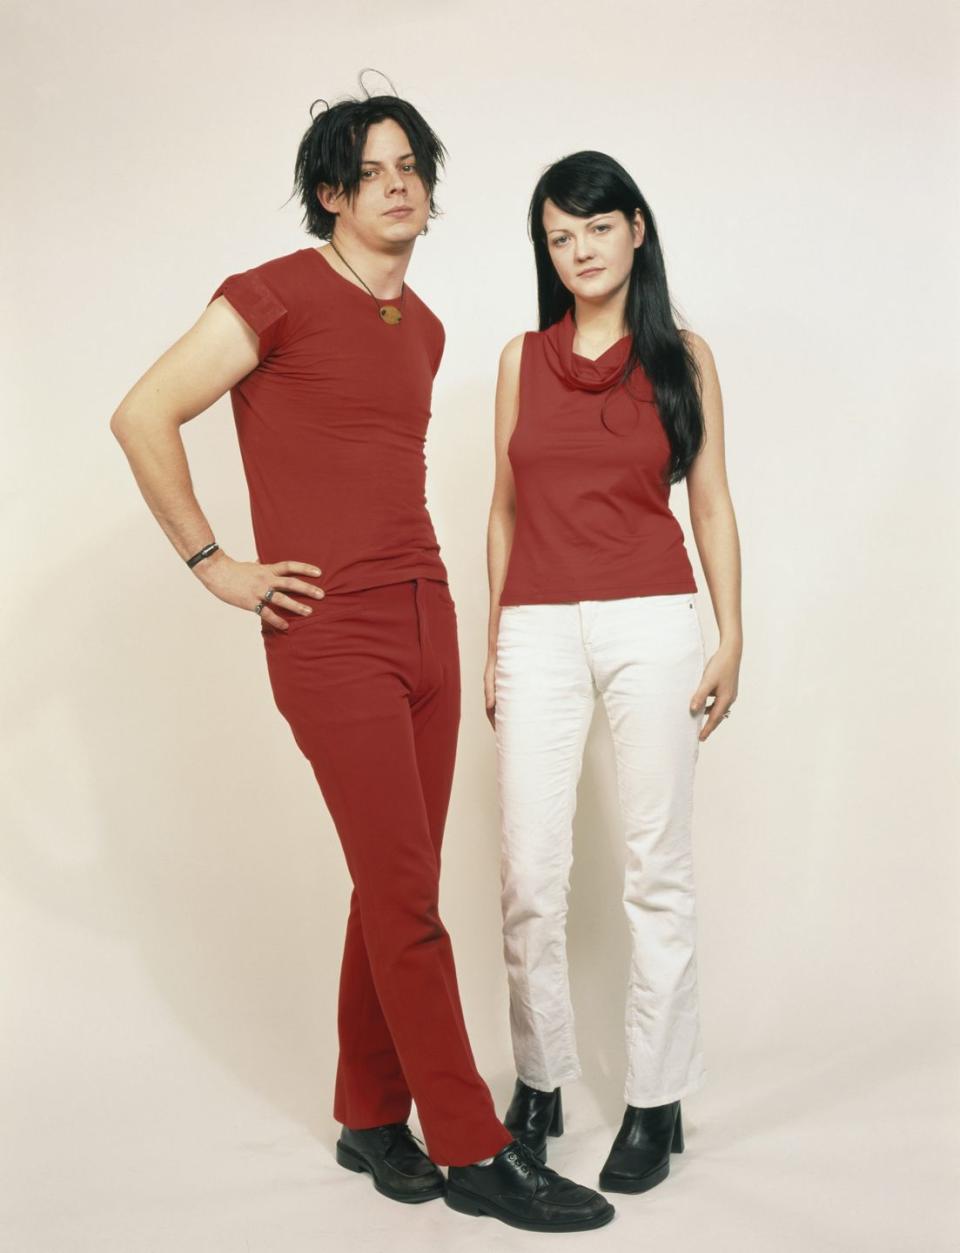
[317,182,342,215]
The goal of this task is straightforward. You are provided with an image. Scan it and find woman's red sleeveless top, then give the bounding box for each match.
[499,308,697,606]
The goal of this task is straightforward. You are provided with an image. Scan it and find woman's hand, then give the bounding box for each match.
[484,650,497,730]
[690,643,740,742]
[194,551,325,632]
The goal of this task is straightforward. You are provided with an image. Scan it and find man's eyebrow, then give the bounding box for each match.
[360,152,416,166]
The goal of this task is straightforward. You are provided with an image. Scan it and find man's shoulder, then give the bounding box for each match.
[206,249,317,344]
[404,284,445,340]
[228,247,310,287]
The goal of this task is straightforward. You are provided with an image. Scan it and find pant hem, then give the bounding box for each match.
[433,1124,514,1168]
[624,1068,707,1108]
[334,1103,413,1130]
[517,1067,582,1092]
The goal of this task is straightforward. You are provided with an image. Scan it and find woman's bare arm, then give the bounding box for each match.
[484,332,525,726]
[682,330,743,739]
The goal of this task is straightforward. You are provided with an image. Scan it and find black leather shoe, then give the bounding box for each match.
[503,1078,564,1163]
[336,1122,445,1203]
[446,1139,615,1232]
[599,1101,685,1194]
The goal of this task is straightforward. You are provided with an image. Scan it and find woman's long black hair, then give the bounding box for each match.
[529,151,704,484]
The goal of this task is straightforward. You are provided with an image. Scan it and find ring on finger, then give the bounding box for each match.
[254,587,277,615]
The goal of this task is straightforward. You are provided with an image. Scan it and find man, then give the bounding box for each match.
[109,88,614,1234]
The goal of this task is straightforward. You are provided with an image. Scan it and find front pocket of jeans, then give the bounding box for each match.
[261,598,370,638]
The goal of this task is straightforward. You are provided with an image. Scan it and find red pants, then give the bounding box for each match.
[262,576,513,1167]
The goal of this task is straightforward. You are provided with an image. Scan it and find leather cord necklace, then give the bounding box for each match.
[328,240,406,325]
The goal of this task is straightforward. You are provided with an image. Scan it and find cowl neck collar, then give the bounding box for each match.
[545,307,631,390]
[542,308,655,434]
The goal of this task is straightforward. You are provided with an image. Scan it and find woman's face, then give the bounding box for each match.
[542,198,643,303]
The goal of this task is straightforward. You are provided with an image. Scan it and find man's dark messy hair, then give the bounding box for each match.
[292,84,447,240]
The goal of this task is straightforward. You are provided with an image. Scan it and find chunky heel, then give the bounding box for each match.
[444,1186,489,1218]
[335,1142,369,1174]
[548,1089,564,1137]
[671,1105,684,1154]
[503,1078,564,1162]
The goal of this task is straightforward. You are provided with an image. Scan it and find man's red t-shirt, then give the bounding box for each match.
[207,246,448,620]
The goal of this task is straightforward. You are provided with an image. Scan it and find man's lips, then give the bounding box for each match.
[385,206,413,217]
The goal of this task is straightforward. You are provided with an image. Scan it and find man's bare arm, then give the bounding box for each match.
[110,296,325,631]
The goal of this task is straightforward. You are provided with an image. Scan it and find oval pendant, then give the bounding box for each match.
[379,305,402,325]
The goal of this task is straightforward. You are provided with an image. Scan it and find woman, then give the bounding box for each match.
[485,150,742,1195]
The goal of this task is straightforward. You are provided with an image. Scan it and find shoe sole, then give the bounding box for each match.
[335,1141,445,1203]
[445,1185,615,1232]
[599,1160,670,1194]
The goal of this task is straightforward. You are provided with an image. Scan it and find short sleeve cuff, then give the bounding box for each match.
[208,270,288,360]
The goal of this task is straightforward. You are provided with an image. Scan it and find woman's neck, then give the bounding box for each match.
[571,295,629,359]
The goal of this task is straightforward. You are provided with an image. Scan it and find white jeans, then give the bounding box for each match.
[494,592,707,1107]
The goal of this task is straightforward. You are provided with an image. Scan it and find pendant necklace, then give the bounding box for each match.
[328,241,405,325]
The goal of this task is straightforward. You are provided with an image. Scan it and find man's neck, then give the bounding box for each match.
[320,231,414,301]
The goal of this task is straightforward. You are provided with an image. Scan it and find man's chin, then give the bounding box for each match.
[377,215,426,243]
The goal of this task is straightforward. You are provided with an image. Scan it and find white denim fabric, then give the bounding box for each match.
[494,592,708,1107]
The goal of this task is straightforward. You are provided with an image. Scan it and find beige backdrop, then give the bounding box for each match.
[2,1,958,1250]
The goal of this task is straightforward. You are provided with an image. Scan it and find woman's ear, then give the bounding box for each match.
[632,207,645,249]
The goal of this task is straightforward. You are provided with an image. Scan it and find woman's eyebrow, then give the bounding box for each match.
[547,214,610,234]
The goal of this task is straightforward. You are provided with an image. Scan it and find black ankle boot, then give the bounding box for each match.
[502,1078,564,1163]
[446,1139,614,1232]
[336,1121,445,1203]
[598,1101,684,1194]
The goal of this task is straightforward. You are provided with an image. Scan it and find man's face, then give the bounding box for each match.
[320,117,430,248]
[541,198,643,304]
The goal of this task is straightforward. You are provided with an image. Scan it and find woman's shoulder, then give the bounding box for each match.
[678,328,722,408]
[500,330,528,358]
[500,328,542,369]
[679,327,715,369]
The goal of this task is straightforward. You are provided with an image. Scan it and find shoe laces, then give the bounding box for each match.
[506,1139,557,1180]
[376,1121,424,1153]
